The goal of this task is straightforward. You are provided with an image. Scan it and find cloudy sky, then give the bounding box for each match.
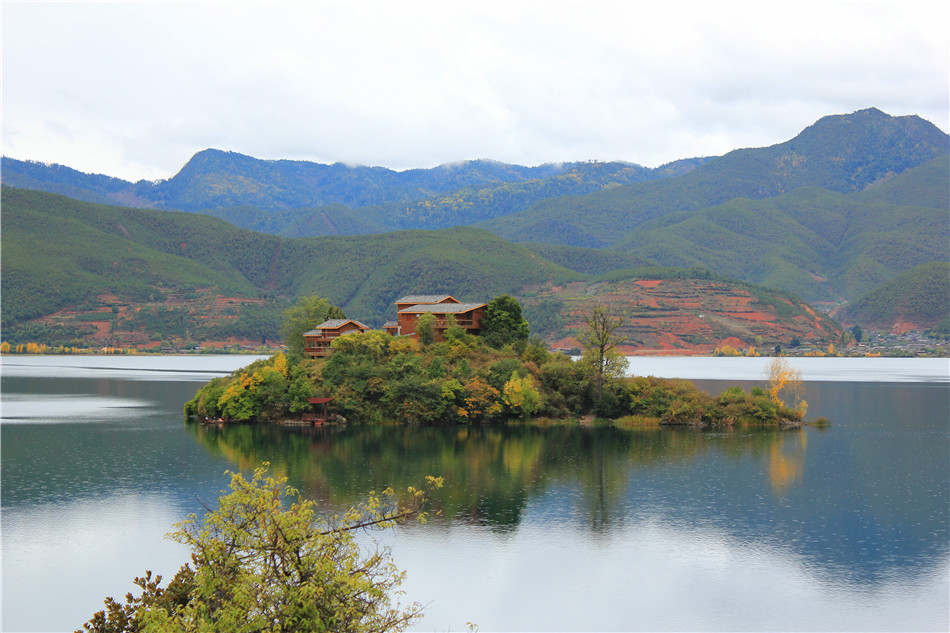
[2,1,948,182]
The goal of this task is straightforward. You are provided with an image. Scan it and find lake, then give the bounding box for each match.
[2,355,948,632]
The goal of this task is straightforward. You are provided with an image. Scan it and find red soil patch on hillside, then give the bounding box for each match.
[716,296,754,310]
[550,336,581,350]
[524,277,842,354]
[725,311,773,322]
[89,321,112,337]
[215,296,264,307]
[890,319,925,335]
[720,336,747,349]
[201,338,260,349]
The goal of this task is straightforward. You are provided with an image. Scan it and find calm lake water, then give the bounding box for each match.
[2,355,948,632]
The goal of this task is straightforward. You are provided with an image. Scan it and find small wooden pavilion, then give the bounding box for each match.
[303,397,334,425]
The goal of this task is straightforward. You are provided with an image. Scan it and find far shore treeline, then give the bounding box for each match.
[185,295,809,428]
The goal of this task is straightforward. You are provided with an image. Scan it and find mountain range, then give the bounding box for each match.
[2,107,947,349]
[1,187,843,353]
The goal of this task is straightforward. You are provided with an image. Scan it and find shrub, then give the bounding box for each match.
[80,467,441,633]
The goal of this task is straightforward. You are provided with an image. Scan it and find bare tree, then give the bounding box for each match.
[578,304,628,400]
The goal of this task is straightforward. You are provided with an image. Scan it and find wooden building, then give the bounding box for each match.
[302,397,334,424]
[393,294,460,312]
[303,319,370,357]
[390,295,486,342]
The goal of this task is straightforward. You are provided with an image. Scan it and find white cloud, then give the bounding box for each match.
[2,1,947,181]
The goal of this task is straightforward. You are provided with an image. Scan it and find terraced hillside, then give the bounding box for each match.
[523,276,842,355]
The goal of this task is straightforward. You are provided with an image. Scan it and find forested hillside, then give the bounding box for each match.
[836,262,950,333]
[513,157,948,305]
[2,188,843,352]
[608,160,949,302]
[0,188,579,344]
[478,109,947,246]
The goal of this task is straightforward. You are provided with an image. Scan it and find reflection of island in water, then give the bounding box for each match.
[188,418,948,587]
[188,423,806,527]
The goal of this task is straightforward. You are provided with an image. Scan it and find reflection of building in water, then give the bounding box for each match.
[768,429,807,496]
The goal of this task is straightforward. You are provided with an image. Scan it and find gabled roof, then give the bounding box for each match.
[398,302,486,314]
[303,319,369,335]
[394,295,459,305]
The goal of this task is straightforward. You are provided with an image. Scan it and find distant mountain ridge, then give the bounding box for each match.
[5,108,943,241]
[1,150,674,213]
[148,150,589,211]
[479,108,948,246]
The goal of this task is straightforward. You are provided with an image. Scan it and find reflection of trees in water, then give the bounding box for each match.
[768,429,806,496]
[188,423,802,530]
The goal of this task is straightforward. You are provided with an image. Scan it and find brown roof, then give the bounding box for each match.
[398,302,486,314]
[394,295,459,305]
[303,319,369,335]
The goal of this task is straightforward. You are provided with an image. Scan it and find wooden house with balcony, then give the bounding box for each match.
[390,295,486,342]
[303,319,370,357]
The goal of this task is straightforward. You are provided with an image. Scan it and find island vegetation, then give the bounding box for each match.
[185,295,809,428]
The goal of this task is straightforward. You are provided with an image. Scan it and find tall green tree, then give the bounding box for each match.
[416,312,436,346]
[577,303,628,400]
[80,466,442,633]
[481,295,530,350]
[280,295,346,354]
[850,324,863,343]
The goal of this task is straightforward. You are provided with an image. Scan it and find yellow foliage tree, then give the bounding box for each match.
[764,357,807,417]
[272,352,289,377]
[502,371,542,419]
[458,378,502,421]
[714,345,741,357]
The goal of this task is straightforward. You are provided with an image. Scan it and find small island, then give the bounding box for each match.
[185,294,809,428]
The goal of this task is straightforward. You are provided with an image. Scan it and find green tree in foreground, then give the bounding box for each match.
[280,295,346,355]
[416,311,436,346]
[480,295,530,351]
[80,466,442,633]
